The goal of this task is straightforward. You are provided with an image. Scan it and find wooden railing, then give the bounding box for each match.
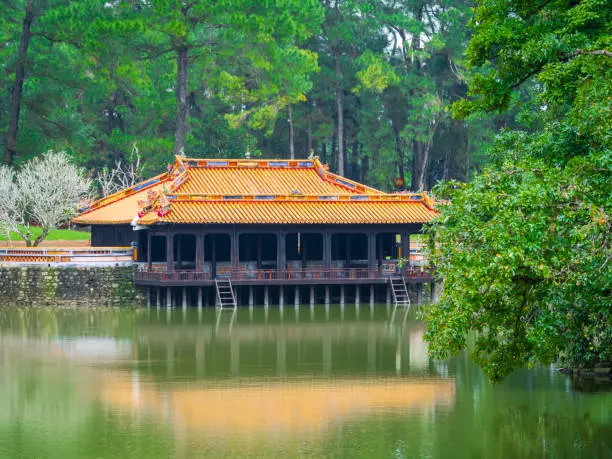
[233,267,378,281]
[134,265,435,283]
[0,247,134,265]
[135,270,211,282]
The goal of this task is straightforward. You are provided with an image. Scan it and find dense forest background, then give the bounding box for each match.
[1,0,528,191]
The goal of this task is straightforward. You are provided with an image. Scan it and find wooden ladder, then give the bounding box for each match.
[389,276,411,307]
[215,275,237,309]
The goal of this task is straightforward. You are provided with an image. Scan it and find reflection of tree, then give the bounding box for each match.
[0,308,141,340]
[0,345,175,458]
[493,406,612,458]
[569,376,612,394]
[421,360,612,459]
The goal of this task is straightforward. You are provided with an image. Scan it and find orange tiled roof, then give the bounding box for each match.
[73,173,171,225]
[138,198,435,225]
[74,156,436,226]
[178,165,379,195]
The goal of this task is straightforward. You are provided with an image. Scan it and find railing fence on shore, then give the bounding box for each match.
[0,247,134,266]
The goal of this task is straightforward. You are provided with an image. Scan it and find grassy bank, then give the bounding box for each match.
[0,227,90,243]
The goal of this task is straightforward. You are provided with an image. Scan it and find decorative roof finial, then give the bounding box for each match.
[245,150,251,159]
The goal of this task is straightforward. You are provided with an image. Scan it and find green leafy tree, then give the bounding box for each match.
[0,0,101,165]
[425,0,611,381]
[117,0,323,157]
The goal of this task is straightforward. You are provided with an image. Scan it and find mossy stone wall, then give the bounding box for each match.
[0,266,144,307]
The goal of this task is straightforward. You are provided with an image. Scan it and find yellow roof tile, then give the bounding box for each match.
[178,167,358,195]
[73,173,171,225]
[138,200,435,225]
[74,156,436,226]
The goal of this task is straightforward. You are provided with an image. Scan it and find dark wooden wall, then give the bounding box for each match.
[91,225,136,247]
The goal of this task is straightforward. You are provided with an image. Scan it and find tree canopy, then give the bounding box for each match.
[425,0,611,381]
[1,0,514,191]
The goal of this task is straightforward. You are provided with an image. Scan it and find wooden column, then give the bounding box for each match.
[176,234,182,270]
[211,235,217,279]
[166,230,174,271]
[402,231,410,266]
[196,232,205,273]
[147,231,152,271]
[368,232,376,271]
[257,234,263,269]
[231,229,239,272]
[244,234,251,262]
[323,231,331,271]
[277,232,286,271]
[345,234,351,266]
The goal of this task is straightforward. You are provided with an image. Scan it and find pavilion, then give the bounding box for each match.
[73,156,437,306]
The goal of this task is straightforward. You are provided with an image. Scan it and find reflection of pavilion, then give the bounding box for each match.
[134,314,432,378]
[101,374,455,439]
[0,316,455,452]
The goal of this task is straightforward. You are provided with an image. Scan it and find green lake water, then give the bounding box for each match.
[0,305,610,458]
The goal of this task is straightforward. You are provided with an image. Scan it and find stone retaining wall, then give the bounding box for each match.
[0,266,144,307]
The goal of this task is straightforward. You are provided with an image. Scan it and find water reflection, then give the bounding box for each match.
[0,307,610,458]
[102,375,454,438]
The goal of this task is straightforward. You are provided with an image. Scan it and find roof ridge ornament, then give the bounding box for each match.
[137,189,172,218]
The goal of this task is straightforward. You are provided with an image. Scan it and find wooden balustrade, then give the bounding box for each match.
[134,265,435,284]
[0,247,134,265]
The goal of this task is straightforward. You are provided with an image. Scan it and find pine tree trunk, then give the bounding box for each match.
[334,49,344,176]
[412,118,438,191]
[5,1,34,166]
[442,149,451,181]
[411,140,423,191]
[307,100,313,155]
[288,103,295,159]
[331,131,336,169]
[360,154,369,184]
[351,141,359,180]
[408,4,428,191]
[395,128,405,190]
[173,46,188,157]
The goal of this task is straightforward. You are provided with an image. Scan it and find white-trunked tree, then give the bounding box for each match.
[96,144,144,198]
[0,166,20,243]
[0,151,92,246]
